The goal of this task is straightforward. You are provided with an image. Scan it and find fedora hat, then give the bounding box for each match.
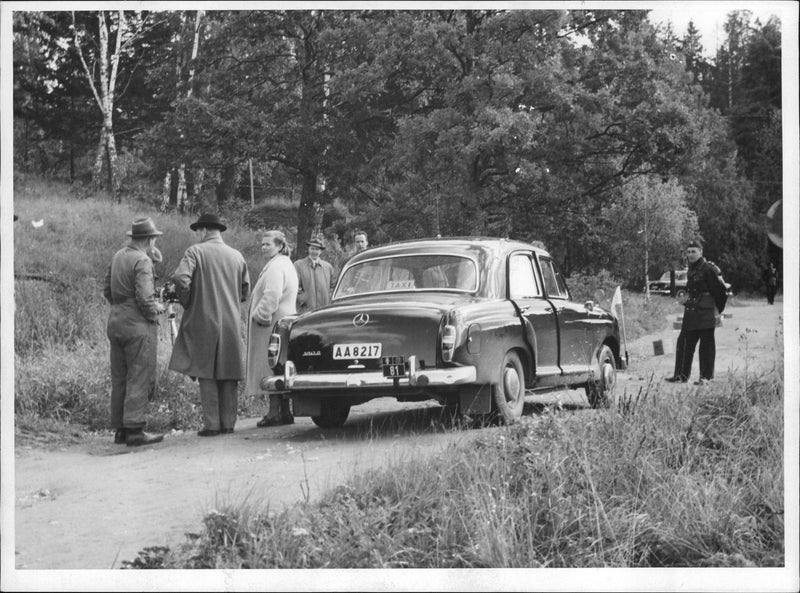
[306,235,326,250]
[126,217,163,238]
[190,213,227,232]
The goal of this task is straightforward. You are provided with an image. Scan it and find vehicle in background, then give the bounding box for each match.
[649,269,732,298]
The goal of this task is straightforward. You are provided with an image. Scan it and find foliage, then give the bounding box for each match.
[13,9,782,290]
[599,176,699,287]
[150,367,783,568]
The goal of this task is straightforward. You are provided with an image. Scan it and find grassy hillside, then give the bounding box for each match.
[12,176,282,435]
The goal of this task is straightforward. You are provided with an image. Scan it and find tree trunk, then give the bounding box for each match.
[73,10,125,201]
[295,169,319,259]
[177,164,188,213]
[215,164,238,208]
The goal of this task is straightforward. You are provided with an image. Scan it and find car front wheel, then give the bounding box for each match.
[493,351,525,424]
[585,345,616,408]
[311,400,351,428]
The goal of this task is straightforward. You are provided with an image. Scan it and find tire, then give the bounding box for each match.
[675,288,687,299]
[311,401,351,428]
[493,351,525,424]
[585,345,617,409]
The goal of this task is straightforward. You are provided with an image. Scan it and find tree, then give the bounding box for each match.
[600,176,699,292]
[70,10,158,200]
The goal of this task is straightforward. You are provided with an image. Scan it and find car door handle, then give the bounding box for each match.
[545,306,564,313]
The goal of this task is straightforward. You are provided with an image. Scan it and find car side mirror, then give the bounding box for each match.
[593,289,605,302]
[584,300,595,311]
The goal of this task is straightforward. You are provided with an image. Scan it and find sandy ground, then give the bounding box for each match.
[9,299,785,572]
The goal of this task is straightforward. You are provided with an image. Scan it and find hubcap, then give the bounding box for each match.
[602,362,616,390]
[504,366,521,402]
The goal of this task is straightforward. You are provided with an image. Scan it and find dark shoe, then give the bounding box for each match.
[221,428,234,434]
[126,430,164,447]
[114,429,127,444]
[197,429,220,437]
[256,415,294,428]
[665,376,687,383]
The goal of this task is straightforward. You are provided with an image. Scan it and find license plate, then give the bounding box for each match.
[382,356,406,377]
[332,343,382,359]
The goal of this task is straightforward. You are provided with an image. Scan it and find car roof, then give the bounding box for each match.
[344,237,548,264]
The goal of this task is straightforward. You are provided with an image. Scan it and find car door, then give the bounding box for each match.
[507,252,561,384]
[536,255,593,377]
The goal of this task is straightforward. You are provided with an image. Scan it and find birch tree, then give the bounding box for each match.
[71,10,152,201]
[160,10,204,213]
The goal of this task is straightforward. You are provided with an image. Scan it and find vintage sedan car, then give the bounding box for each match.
[263,238,627,428]
[649,270,689,297]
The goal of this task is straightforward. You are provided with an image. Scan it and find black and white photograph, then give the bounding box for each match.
[1,1,797,591]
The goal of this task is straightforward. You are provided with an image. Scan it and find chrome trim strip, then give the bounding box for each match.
[264,359,476,393]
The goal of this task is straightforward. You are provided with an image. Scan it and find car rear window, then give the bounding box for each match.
[335,254,478,297]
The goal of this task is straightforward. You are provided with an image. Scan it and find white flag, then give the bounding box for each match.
[610,285,623,321]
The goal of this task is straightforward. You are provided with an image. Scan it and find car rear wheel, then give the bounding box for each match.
[493,351,525,424]
[585,345,616,409]
[311,401,351,428]
[675,288,687,299]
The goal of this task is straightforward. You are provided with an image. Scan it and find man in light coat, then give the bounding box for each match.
[294,235,335,314]
[103,217,166,447]
[245,230,299,427]
[169,213,250,436]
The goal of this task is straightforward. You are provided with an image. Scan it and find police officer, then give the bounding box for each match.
[666,240,727,385]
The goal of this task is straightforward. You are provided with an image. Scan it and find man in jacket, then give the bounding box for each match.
[294,235,335,314]
[103,217,166,446]
[169,213,251,436]
[666,240,727,385]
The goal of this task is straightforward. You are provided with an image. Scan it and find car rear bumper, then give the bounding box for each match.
[263,355,477,392]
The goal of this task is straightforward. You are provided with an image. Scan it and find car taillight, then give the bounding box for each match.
[267,334,281,368]
[441,324,456,362]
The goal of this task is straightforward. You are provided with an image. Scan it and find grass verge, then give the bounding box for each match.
[125,366,783,568]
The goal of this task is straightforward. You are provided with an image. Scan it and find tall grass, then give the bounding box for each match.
[13,176,269,433]
[140,365,782,568]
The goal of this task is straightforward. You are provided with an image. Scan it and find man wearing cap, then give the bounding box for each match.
[294,235,336,314]
[169,213,251,436]
[666,240,728,385]
[103,217,166,446]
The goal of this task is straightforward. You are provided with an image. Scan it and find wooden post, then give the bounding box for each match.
[249,158,255,207]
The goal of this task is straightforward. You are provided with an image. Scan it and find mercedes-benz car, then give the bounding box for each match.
[263,238,627,428]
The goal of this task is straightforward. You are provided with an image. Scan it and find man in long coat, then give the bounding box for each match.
[666,240,727,385]
[169,213,250,436]
[294,235,335,314]
[103,217,166,446]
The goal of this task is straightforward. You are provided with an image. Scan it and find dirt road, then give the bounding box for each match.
[11,299,784,570]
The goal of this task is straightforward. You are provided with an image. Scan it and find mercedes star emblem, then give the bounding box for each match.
[353,313,370,327]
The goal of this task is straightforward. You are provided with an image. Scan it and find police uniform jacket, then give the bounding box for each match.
[681,257,723,331]
[244,254,298,396]
[168,236,250,380]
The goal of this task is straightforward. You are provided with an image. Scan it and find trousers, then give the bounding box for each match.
[198,379,239,431]
[108,312,157,430]
[673,328,716,381]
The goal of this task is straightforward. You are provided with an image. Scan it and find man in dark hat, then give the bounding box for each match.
[666,239,728,385]
[102,217,166,446]
[169,213,251,436]
[294,234,335,314]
